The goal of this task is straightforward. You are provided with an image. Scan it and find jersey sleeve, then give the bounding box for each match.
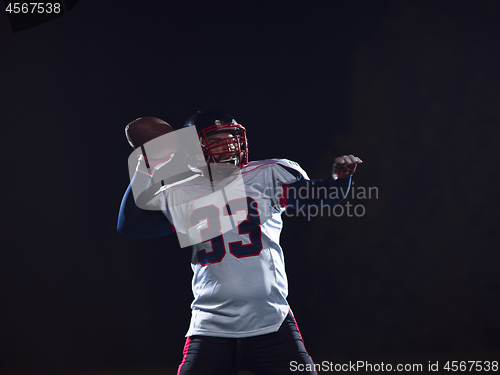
[117,175,175,238]
[268,159,309,209]
[284,175,352,209]
[265,159,352,209]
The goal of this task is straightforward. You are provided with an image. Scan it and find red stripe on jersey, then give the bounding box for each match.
[280,184,290,208]
[177,336,191,375]
[169,219,176,233]
[290,310,317,374]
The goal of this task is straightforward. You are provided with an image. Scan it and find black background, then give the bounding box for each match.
[1,1,499,374]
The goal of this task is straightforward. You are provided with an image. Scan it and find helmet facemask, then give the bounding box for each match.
[198,121,248,169]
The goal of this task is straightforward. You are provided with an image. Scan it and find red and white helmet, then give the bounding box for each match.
[183,108,249,168]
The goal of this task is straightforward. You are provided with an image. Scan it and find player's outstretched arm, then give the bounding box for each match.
[284,154,362,209]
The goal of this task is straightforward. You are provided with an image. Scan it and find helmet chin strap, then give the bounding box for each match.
[218,156,238,163]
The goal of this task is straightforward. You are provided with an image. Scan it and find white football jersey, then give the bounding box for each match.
[147,159,309,338]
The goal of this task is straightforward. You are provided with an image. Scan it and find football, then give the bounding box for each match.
[125,117,178,160]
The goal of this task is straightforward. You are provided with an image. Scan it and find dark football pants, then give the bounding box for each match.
[177,312,317,375]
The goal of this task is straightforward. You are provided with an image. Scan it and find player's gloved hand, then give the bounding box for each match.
[332,154,363,180]
[135,154,153,176]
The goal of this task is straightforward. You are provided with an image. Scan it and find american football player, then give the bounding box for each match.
[117,108,362,374]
